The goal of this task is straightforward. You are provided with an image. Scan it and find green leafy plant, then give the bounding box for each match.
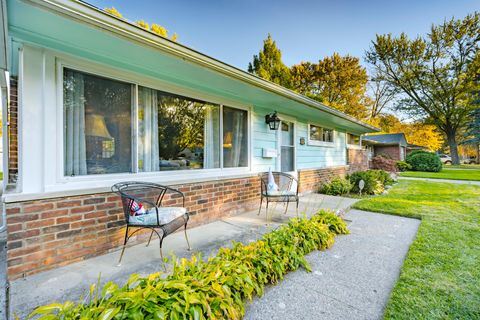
[348,171,384,195]
[30,210,348,320]
[319,176,352,195]
[396,161,412,172]
[406,151,442,172]
[367,169,394,186]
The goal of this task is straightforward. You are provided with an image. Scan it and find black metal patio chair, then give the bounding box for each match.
[258,171,299,216]
[111,182,191,268]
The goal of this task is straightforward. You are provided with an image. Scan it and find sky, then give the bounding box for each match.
[86,0,479,71]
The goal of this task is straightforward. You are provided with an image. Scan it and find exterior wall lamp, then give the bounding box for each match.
[265,111,281,130]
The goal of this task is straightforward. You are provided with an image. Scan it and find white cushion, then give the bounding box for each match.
[266,190,296,197]
[128,207,186,225]
[267,168,279,192]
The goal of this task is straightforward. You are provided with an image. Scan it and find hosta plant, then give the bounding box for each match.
[30,210,348,320]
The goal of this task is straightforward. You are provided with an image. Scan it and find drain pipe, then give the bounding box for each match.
[0,85,7,233]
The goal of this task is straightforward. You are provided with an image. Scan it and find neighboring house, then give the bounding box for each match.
[362,133,408,161]
[0,0,378,279]
[407,143,429,154]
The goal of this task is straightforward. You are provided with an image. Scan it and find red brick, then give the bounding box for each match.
[70,205,94,214]
[41,209,69,219]
[23,203,54,213]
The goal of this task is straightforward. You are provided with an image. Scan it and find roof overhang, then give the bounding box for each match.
[11,0,379,133]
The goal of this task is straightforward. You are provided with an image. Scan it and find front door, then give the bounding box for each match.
[278,121,295,173]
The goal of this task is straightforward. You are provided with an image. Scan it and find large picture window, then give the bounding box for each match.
[138,87,221,171]
[223,106,248,168]
[63,67,249,177]
[63,68,132,176]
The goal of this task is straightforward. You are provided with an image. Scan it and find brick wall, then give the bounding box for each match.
[347,148,369,172]
[6,176,261,280]
[9,76,18,183]
[374,145,401,161]
[298,166,349,193]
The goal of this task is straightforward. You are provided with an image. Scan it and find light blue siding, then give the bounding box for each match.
[252,106,347,172]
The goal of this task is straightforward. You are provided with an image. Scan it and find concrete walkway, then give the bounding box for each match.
[245,210,420,320]
[8,193,356,319]
[7,194,420,319]
[399,176,480,185]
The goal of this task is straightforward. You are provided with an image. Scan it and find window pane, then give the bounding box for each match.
[281,146,294,172]
[309,124,333,142]
[309,124,322,141]
[281,122,294,146]
[138,87,220,171]
[347,133,360,145]
[63,68,132,176]
[223,106,248,168]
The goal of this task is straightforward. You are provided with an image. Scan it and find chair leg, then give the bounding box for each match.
[258,196,263,215]
[159,235,166,272]
[284,199,290,214]
[146,229,154,247]
[117,226,129,266]
[296,198,299,217]
[184,223,192,251]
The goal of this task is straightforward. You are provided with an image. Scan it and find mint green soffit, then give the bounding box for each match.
[8,0,379,134]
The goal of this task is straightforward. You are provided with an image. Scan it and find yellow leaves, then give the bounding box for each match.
[104,7,122,18]
[151,23,168,37]
[135,20,149,30]
[103,8,178,42]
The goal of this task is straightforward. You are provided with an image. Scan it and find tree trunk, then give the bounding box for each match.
[477,144,480,164]
[446,131,460,165]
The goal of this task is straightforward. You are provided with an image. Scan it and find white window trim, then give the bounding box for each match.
[346,132,362,149]
[276,114,297,174]
[307,123,335,147]
[51,53,252,191]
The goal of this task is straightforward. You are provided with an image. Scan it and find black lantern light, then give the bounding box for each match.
[265,111,281,130]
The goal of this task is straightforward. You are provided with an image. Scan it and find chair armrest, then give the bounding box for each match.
[156,186,186,208]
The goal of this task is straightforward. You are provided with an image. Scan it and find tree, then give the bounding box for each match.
[368,76,397,118]
[248,34,291,88]
[290,61,315,95]
[290,53,370,120]
[372,114,444,151]
[104,7,178,41]
[461,108,480,162]
[365,13,480,164]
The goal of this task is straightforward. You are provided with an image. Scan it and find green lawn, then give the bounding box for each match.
[353,180,480,319]
[446,164,480,169]
[400,167,480,181]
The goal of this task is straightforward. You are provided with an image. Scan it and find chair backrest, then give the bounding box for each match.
[259,172,298,194]
[112,181,170,222]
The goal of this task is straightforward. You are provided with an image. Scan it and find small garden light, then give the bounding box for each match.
[265,111,281,130]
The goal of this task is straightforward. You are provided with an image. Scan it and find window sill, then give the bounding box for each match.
[3,169,256,203]
[307,140,335,147]
[347,144,363,150]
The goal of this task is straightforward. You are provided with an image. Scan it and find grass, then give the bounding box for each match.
[353,180,480,319]
[446,164,480,169]
[400,167,480,181]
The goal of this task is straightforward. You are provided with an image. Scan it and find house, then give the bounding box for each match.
[407,143,429,154]
[362,133,408,162]
[0,0,378,279]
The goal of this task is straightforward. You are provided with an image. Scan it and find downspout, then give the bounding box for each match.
[0,0,8,233]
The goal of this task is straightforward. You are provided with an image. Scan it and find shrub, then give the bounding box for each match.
[348,170,385,195]
[396,161,412,172]
[371,155,398,172]
[319,176,352,195]
[368,169,394,186]
[31,210,348,320]
[406,151,442,172]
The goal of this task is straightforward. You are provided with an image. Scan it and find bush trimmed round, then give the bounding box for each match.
[406,151,442,172]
